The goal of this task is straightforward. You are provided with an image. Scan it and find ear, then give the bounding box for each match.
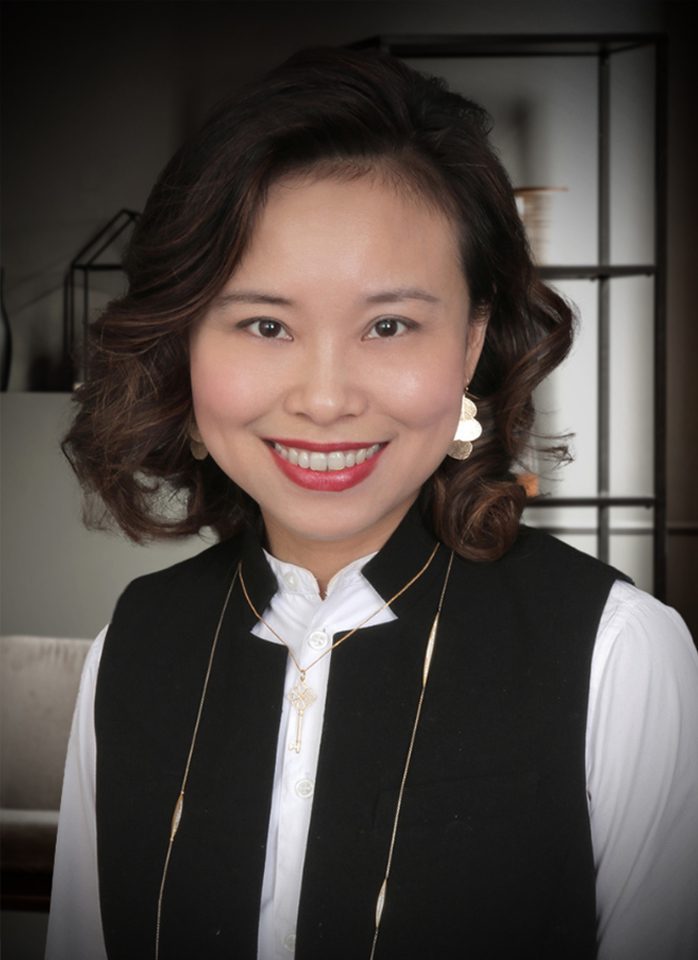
[463,310,489,386]
[189,420,204,444]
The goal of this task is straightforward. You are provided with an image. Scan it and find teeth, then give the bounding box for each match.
[309,452,328,472]
[273,442,381,472]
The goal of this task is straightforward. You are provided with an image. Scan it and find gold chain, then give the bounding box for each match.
[154,540,447,958]
[369,550,455,960]
[238,540,440,679]
[155,567,239,960]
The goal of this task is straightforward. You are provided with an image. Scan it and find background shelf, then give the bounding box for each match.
[367,32,667,596]
[538,265,655,280]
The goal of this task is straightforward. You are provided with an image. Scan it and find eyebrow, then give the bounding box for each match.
[214,286,441,308]
[214,291,294,307]
[365,287,441,305]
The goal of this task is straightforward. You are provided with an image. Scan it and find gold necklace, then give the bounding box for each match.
[155,541,452,960]
[238,541,440,754]
[155,566,239,960]
[370,549,454,959]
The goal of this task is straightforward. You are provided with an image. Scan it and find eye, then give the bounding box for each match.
[240,318,292,340]
[365,316,413,339]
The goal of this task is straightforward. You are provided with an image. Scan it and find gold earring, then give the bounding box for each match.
[447,391,482,460]
[189,422,208,461]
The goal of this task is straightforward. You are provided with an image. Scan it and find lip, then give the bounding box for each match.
[266,440,387,492]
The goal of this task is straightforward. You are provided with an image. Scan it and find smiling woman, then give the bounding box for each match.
[189,175,482,584]
[50,47,698,960]
[61,48,566,565]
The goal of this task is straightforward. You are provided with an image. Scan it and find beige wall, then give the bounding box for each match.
[0,392,204,638]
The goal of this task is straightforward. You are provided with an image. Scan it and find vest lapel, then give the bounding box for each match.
[296,510,448,958]
[98,531,288,959]
[159,531,287,957]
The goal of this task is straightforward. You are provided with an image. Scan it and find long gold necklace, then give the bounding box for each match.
[155,566,239,960]
[238,542,440,754]
[370,549,454,959]
[154,542,453,960]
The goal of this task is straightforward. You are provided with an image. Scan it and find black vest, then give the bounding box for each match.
[95,509,623,959]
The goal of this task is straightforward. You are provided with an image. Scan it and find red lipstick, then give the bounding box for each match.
[266,440,386,492]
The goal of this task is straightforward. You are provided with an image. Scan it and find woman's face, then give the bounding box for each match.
[190,175,486,561]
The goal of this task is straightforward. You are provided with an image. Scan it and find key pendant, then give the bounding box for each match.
[288,672,317,753]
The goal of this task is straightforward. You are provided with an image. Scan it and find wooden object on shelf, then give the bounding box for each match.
[514,187,567,264]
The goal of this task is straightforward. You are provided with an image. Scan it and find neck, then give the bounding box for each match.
[261,499,417,597]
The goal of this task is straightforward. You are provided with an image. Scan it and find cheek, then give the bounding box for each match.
[190,358,226,426]
[190,348,261,428]
[390,357,465,431]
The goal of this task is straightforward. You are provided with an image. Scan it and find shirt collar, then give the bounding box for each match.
[262,549,377,600]
[237,500,443,618]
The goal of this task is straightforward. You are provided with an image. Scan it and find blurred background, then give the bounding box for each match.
[1,1,696,955]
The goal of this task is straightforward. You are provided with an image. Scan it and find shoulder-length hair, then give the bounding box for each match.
[63,47,573,562]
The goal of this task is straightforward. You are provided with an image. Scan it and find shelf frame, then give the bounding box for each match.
[359,32,668,596]
[538,265,655,280]
[63,209,139,384]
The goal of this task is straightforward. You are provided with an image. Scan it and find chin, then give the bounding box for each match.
[263,494,417,550]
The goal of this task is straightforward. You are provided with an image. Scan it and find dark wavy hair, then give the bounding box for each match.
[63,46,574,561]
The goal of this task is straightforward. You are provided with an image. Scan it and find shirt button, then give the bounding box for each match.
[284,932,296,952]
[283,572,298,589]
[307,629,329,650]
[295,778,315,799]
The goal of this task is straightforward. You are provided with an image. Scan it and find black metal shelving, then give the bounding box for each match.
[63,209,139,384]
[538,265,655,280]
[359,33,667,597]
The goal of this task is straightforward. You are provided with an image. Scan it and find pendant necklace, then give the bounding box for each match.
[155,540,453,960]
[370,549,454,959]
[238,541,440,754]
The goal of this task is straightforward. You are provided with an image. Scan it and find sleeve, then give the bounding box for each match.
[586,581,698,960]
[45,627,109,960]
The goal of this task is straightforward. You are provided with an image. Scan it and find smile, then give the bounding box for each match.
[267,439,387,492]
[272,441,382,472]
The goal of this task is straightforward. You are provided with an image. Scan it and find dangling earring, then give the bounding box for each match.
[189,422,208,461]
[447,390,482,460]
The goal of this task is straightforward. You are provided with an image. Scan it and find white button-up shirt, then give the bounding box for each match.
[254,551,394,960]
[46,558,698,960]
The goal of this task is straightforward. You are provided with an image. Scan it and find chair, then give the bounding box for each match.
[1,635,91,910]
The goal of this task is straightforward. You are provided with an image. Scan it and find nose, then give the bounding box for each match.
[283,340,368,425]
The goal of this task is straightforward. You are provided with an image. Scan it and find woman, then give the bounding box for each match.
[47,48,697,960]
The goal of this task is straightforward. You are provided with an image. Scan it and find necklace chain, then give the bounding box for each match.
[238,541,440,677]
[239,542,439,754]
[369,550,454,959]
[155,540,451,960]
[155,566,240,960]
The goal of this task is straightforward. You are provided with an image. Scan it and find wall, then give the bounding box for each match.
[0,392,205,637]
[2,0,696,638]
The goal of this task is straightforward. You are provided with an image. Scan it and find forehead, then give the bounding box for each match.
[229,174,464,295]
